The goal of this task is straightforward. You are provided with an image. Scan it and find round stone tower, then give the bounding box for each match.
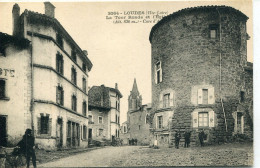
[149,6,252,147]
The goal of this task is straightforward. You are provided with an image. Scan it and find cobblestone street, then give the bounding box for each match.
[38,142,253,167]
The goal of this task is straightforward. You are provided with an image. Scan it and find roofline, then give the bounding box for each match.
[149,5,249,43]
[23,10,93,71]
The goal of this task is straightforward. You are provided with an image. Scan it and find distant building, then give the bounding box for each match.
[88,84,122,142]
[149,6,253,147]
[121,79,151,145]
[0,2,93,149]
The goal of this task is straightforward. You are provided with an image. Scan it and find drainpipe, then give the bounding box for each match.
[216,8,228,133]
[29,32,35,136]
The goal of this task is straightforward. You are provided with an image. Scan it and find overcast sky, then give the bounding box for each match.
[0,1,253,124]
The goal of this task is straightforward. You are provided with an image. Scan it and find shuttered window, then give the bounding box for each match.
[71,67,77,85]
[0,80,6,98]
[82,77,86,93]
[82,101,87,116]
[202,89,208,104]
[56,53,64,75]
[72,95,77,111]
[38,115,52,135]
[56,86,64,105]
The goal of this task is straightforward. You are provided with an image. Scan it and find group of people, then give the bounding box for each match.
[174,129,206,149]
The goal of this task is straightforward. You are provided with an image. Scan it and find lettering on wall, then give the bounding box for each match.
[0,68,15,77]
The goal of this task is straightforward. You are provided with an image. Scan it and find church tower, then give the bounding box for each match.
[128,78,142,111]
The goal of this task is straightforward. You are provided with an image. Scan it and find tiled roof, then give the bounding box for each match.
[0,32,30,49]
[149,5,248,42]
[22,9,93,71]
[88,85,123,109]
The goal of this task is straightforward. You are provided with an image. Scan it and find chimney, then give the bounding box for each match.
[83,50,88,56]
[12,3,20,36]
[115,83,118,90]
[44,2,55,18]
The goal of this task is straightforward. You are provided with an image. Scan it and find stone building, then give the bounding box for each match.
[88,84,122,142]
[0,2,93,149]
[121,79,151,145]
[149,6,253,147]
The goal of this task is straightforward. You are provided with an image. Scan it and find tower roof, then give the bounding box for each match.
[130,78,140,98]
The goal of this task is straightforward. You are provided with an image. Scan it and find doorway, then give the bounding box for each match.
[0,116,7,147]
[57,118,63,148]
[88,129,92,139]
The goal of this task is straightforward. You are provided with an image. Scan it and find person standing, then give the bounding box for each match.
[17,129,37,168]
[175,130,181,149]
[198,129,205,147]
[184,129,191,148]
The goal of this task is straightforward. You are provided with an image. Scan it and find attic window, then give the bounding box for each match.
[56,33,63,48]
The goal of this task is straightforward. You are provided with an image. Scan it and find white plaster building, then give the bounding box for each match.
[0,2,93,149]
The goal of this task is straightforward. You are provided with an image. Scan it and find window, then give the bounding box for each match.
[82,101,87,116]
[88,115,93,123]
[71,95,77,111]
[124,126,127,133]
[98,129,103,136]
[98,116,103,124]
[40,115,49,134]
[209,24,219,39]
[139,125,141,130]
[83,125,87,139]
[115,114,117,123]
[118,116,120,124]
[0,80,6,98]
[198,112,209,127]
[155,61,162,84]
[56,86,64,105]
[240,91,245,102]
[56,33,63,48]
[82,63,86,72]
[202,89,208,104]
[56,53,64,75]
[71,50,77,62]
[71,67,77,85]
[236,112,244,134]
[157,116,163,129]
[163,93,170,108]
[82,77,86,92]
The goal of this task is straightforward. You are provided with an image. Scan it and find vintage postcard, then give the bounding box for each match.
[0,0,254,167]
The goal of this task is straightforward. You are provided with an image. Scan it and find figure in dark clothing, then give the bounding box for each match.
[174,130,181,149]
[17,129,36,168]
[198,129,205,147]
[184,130,191,148]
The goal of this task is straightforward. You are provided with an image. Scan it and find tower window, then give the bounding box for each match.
[209,24,219,39]
[155,61,162,84]
[240,91,245,102]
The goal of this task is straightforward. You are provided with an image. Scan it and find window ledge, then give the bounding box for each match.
[36,135,55,139]
[0,97,10,101]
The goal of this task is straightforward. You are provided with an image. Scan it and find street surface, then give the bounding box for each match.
[38,143,253,167]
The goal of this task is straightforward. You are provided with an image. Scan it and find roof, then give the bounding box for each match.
[0,32,30,50]
[88,85,123,109]
[21,9,93,71]
[149,5,249,42]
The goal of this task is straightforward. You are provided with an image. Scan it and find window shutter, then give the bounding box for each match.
[241,115,244,134]
[208,87,215,104]
[37,117,41,135]
[154,65,157,84]
[170,92,174,107]
[159,62,162,83]
[209,110,215,127]
[56,86,58,103]
[159,94,163,108]
[192,112,198,128]
[198,89,203,104]
[61,89,64,106]
[48,118,52,136]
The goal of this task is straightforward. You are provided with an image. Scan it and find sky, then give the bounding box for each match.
[0,0,253,124]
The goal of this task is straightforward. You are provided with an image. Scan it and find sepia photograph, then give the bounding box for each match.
[0,0,255,167]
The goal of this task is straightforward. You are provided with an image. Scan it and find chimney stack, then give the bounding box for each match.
[12,3,20,36]
[83,50,88,57]
[44,2,55,18]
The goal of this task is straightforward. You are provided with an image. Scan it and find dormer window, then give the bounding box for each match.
[56,33,63,48]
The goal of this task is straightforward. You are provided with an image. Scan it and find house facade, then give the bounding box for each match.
[88,84,122,142]
[0,2,93,149]
[149,6,253,147]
